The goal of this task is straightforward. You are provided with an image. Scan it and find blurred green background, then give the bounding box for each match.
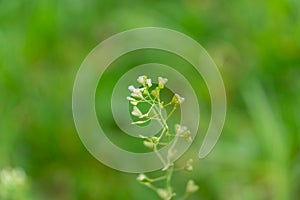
[1,0,300,199]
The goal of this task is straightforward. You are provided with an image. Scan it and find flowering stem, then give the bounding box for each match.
[128,76,196,200]
[152,176,167,182]
[154,144,167,166]
[166,105,177,121]
[166,165,174,196]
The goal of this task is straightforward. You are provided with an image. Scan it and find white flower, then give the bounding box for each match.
[131,89,143,99]
[128,85,145,99]
[131,120,149,125]
[176,94,184,104]
[137,75,147,85]
[175,124,188,135]
[131,106,143,117]
[172,93,185,104]
[182,130,192,142]
[157,189,169,199]
[143,141,154,149]
[136,174,152,183]
[186,180,199,194]
[136,174,147,182]
[174,124,192,141]
[157,189,175,200]
[126,97,135,101]
[130,101,138,106]
[158,77,168,88]
[126,97,138,105]
[184,159,193,172]
[146,78,152,87]
[131,106,148,118]
[128,85,136,92]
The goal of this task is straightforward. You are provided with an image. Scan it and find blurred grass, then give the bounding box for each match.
[0,0,300,199]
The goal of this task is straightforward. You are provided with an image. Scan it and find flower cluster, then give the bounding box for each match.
[127,75,198,200]
[127,75,184,126]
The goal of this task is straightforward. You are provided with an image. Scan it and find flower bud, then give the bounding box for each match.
[137,75,147,85]
[151,87,160,98]
[175,124,188,135]
[131,120,148,125]
[157,189,174,199]
[131,89,144,99]
[126,97,138,105]
[143,141,154,149]
[128,85,136,92]
[131,106,143,117]
[186,180,199,194]
[184,159,193,172]
[146,78,152,87]
[136,174,152,183]
[182,130,192,142]
[151,136,159,144]
[171,93,185,104]
[158,77,168,88]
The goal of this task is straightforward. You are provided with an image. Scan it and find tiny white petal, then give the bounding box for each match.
[131,89,143,98]
[130,101,138,106]
[172,93,185,104]
[143,141,154,149]
[126,96,135,101]
[131,106,143,117]
[139,113,148,118]
[157,189,169,199]
[175,94,185,104]
[184,159,193,171]
[186,180,199,193]
[128,85,136,92]
[146,78,152,87]
[137,174,147,181]
[175,124,188,135]
[137,75,147,84]
[158,77,168,85]
[158,77,168,88]
[131,120,148,125]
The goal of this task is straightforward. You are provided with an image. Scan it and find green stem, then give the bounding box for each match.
[151,175,167,182]
[143,182,158,191]
[154,144,167,166]
[166,105,177,121]
[166,165,174,196]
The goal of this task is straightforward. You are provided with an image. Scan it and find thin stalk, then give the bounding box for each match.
[166,105,177,121]
[151,175,167,182]
[166,165,174,196]
[154,144,167,166]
